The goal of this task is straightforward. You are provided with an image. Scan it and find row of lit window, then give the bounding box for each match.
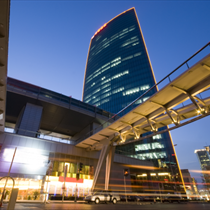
[85,70,129,100]
[101,70,129,85]
[86,86,125,104]
[88,28,138,72]
[123,85,150,96]
[87,95,150,107]
[86,57,122,84]
[121,36,139,47]
[134,97,149,105]
[86,50,142,85]
[90,25,136,56]
[87,52,147,73]
[135,142,164,152]
[130,151,167,160]
[86,90,151,105]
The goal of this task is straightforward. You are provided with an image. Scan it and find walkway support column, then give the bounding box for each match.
[105,145,115,190]
[91,136,114,192]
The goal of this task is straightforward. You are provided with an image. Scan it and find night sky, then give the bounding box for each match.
[8,0,210,184]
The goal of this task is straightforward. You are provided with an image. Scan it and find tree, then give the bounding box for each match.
[33,191,40,200]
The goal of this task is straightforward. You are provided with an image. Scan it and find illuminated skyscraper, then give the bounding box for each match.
[83,8,156,113]
[82,8,185,193]
[195,147,210,189]
[195,147,210,171]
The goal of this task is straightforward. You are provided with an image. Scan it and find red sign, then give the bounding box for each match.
[94,23,107,37]
[172,154,175,156]
[59,176,83,183]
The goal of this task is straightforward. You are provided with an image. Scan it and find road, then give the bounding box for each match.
[1,202,210,210]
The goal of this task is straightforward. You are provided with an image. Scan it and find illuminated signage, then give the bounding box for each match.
[93,23,107,38]
[59,176,84,183]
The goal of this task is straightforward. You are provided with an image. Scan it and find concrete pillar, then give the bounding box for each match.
[91,136,114,192]
[105,146,115,190]
[14,103,43,137]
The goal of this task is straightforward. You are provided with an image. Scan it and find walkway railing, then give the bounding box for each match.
[7,78,114,119]
[4,128,75,145]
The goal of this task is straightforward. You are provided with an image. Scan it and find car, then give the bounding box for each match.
[141,196,156,202]
[121,195,155,203]
[127,196,143,202]
[162,196,182,203]
[84,191,120,204]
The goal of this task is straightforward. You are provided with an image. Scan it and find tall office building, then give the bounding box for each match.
[83,8,185,193]
[83,8,156,113]
[195,147,210,171]
[195,147,210,189]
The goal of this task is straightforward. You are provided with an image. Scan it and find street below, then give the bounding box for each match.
[1,202,210,210]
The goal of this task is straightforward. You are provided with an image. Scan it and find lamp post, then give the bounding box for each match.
[124,169,128,203]
[62,165,68,202]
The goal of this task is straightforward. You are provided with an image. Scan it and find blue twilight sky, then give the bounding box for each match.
[8,0,210,183]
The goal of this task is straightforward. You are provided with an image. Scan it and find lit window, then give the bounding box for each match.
[95,102,100,106]
[151,142,164,149]
[140,85,150,90]
[101,83,111,89]
[118,28,129,37]
[111,61,121,67]
[101,66,110,73]
[112,87,124,94]
[101,92,111,99]
[134,52,142,57]
[135,151,166,160]
[132,42,139,46]
[135,99,142,104]
[129,26,135,32]
[92,88,100,94]
[96,35,101,42]
[112,70,129,80]
[102,88,111,94]
[90,45,95,51]
[143,97,149,102]
[101,62,110,69]
[101,98,110,105]
[91,82,95,87]
[101,78,111,85]
[4,127,14,133]
[122,55,133,61]
[121,37,139,47]
[85,98,91,103]
[92,98,100,103]
[84,94,91,100]
[153,134,162,140]
[111,57,121,63]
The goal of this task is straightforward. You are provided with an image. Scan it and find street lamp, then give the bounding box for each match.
[124,169,129,203]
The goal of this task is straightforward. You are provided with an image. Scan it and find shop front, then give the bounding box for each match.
[45,176,93,200]
[0,177,43,201]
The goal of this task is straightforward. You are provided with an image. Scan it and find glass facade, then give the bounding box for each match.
[83,8,185,194]
[195,147,210,170]
[83,8,155,113]
[195,147,210,189]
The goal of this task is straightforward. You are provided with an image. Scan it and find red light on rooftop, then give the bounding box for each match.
[93,23,107,37]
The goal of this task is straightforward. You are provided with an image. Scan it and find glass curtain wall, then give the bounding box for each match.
[82,8,185,194]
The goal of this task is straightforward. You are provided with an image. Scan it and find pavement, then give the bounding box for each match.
[0,202,210,210]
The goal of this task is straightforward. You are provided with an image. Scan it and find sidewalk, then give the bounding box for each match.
[2,200,85,204]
